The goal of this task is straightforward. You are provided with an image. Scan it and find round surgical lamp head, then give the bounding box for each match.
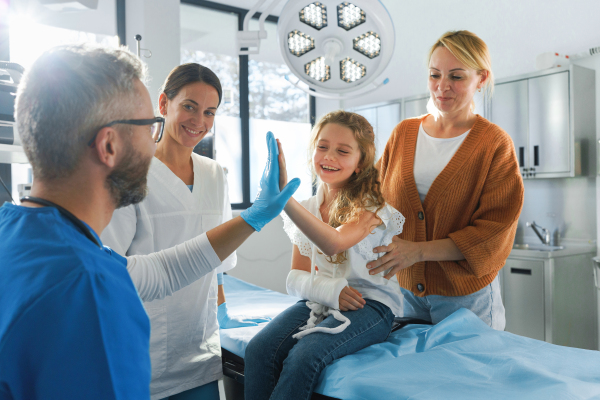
[278,0,394,96]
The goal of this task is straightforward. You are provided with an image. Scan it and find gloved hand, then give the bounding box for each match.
[217,302,271,329]
[241,131,301,231]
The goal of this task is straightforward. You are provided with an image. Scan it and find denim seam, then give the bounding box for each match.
[488,282,494,327]
[271,319,309,385]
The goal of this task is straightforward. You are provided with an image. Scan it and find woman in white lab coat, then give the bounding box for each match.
[102,63,236,400]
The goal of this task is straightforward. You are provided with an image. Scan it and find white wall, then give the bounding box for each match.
[125,0,181,109]
[317,0,600,114]
[227,212,292,294]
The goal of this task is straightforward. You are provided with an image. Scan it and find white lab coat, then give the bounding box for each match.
[102,153,236,399]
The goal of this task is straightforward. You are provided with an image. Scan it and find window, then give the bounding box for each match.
[248,19,313,201]
[181,4,243,203]
[9,1,119,70]
[180,1,315,208]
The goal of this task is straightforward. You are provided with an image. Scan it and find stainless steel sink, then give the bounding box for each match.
[512,243,564,251]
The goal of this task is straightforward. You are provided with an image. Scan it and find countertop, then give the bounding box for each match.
[509,242,597,259]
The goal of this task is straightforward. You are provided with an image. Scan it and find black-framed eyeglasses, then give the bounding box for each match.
[88,117,165,146]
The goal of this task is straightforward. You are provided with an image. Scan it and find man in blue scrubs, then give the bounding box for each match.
[0,44,297,399]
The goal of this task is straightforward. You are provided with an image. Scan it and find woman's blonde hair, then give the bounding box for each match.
[427,30,494,110]
[308,110,385,264]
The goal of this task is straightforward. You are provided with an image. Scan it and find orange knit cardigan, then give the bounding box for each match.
[378,115,524,297]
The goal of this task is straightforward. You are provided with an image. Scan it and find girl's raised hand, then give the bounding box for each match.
[338,286,366,311]
[276,139,288,191]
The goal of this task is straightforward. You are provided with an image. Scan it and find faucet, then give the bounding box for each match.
[526,221,551,245]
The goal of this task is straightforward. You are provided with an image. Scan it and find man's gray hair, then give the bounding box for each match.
[15,43,147,181]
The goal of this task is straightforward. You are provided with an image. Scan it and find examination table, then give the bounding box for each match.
[220,274,600,400]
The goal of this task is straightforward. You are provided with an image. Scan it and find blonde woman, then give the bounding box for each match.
[368,30,524,330]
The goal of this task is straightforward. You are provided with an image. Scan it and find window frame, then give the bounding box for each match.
[181,0,315,209]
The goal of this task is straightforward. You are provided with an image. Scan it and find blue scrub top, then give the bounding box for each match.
[0,202,150,400]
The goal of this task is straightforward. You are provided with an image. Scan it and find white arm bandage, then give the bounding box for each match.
[286,269,348,309]
[126,233,222,302]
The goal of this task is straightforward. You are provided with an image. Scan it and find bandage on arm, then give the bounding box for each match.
[286,269,348,309]
[126,232,221,302]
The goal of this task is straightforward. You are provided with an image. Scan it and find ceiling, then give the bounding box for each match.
[204,0,600,109]
[206,0,286,16]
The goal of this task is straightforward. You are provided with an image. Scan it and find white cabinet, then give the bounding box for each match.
[502,250,598,350]
[503,259,546,341]
[528,72,571,175]
[490,65,596,178]
[354,102,400,160]
[491,80,528,173]
[403,95,428,119]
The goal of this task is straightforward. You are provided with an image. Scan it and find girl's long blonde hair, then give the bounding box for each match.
[309,110,385,264]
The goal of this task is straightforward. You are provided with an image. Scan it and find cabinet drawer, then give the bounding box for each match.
[503,259,545,341]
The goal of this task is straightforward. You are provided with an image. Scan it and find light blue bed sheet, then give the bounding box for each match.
[221,275,600,400]
[220,274,300,358]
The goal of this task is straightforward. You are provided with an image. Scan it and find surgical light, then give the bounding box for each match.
[337,3,365,31]
[340,57,365,83]
[353,31,380,59]
[288,30,315,57]
[305,57,330,82]
[299,2,327,30]
[239,0,394,99]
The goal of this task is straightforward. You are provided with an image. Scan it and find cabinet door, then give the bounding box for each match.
[355,107,377,131]
[490,80,528,173]
[528,71,570,175]
[403,97,428,119]
[375,104,401,160]
[503,259,545,341]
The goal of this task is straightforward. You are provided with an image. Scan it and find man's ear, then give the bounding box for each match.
[93,126,121,169]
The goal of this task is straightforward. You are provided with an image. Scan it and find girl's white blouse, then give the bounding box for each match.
[282,184,406,317]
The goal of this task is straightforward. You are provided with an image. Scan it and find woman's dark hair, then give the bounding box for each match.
[159,63,222,106]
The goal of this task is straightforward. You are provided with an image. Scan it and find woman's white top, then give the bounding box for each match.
[414,123,470,202]
[101,153,235,400]
[282,184,406,317]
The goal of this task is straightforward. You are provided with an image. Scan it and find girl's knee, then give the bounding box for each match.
[285,340,328,371]
[246,332,270,362]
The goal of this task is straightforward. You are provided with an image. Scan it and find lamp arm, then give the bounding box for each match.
[258,0,283,37]
[243,0,267,31]
[284,76,390,100]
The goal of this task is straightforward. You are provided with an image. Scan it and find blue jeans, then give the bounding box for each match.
[244,299,395,400]
[401,276,506,330]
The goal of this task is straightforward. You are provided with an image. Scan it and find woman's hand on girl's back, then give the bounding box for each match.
[339,286,366,311]
[366,236,422,279]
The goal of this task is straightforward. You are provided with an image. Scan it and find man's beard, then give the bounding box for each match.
[106,139,152,209]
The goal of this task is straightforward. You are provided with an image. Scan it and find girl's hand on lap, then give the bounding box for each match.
[366,236,422,279]
[339,286,365,311]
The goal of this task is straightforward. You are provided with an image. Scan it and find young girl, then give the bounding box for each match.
[244,110,405,400]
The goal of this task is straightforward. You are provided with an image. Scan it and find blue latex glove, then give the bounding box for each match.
[241,131,301,231]
[217,302,271,329]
